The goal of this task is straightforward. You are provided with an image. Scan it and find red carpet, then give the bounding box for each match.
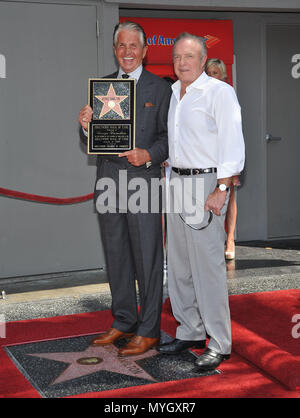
[1,289,299,398]
[230,289,300,390]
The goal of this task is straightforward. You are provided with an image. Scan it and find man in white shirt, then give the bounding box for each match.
[157,32,245,372]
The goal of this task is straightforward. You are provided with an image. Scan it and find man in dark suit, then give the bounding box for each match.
[78,21,171,356]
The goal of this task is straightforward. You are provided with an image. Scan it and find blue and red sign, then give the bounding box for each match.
[120,17,234,84]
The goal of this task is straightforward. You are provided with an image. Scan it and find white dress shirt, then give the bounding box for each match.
[168,71,245,179]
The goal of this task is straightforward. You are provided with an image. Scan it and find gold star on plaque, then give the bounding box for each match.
[96,83,128,119]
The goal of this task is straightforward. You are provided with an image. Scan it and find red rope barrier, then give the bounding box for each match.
[0,187,94,205]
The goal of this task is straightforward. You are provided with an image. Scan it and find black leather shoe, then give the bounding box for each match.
[194,348,230,371]
[156,338,206,355]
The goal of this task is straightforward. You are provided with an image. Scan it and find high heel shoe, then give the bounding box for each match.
[225,250,235,260]
[225,241,235,260]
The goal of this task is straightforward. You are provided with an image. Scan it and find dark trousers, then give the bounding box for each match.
[98,211,163,338]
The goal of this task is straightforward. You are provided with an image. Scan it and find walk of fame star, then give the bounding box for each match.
[28,344,158,386]
[95,83,128,119]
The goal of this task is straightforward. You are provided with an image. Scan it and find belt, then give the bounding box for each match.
[172,167,217,176]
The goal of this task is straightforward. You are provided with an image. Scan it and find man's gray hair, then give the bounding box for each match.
[173,32,207,58]
[113,21,147,48]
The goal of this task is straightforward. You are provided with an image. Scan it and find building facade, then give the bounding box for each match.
[0,0,299,278]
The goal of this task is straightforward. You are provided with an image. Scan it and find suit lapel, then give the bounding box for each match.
[137,69,153,92]
[106,71,118,79]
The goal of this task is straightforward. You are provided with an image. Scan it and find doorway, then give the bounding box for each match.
[266,24,300,238]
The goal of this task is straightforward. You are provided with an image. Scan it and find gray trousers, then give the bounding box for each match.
[167,171,231,354]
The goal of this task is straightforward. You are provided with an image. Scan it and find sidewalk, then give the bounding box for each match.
[1,240,300,322]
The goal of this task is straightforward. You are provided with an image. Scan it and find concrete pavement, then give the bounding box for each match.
[1,240,300,322]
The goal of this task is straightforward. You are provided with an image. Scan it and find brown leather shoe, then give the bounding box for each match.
[90,328,134,346]
[118,335,159,356]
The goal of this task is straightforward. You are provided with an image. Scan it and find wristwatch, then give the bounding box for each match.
[216,183,229,192]
[146,161,152,169]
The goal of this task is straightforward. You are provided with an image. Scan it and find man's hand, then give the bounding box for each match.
[204,188,227,216]
[78,105,93,131]
[119,148,151,167]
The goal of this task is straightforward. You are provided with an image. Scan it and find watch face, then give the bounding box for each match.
[219,184,227,192]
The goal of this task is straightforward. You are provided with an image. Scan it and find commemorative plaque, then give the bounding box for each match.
[88,78,136,154]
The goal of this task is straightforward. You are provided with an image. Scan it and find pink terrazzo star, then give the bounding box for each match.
[28,344,158,385]
[95,83,128,119]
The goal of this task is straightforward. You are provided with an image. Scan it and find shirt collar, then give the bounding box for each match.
[172,71,209,95]
[118,64,143,81]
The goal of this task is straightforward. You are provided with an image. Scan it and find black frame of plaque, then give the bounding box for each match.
[88,78,136,155]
